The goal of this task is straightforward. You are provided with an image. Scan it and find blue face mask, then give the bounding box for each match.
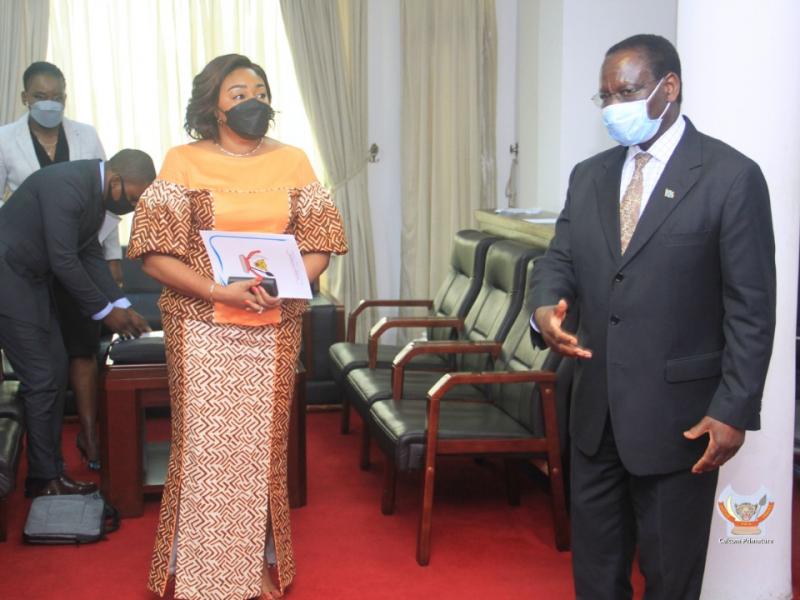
[29,100,65,129]
[601,78,669,146]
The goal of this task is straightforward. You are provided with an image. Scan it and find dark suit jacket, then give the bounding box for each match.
[530,117,776,475]
[0,159,122,326]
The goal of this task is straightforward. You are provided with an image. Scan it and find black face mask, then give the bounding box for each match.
[223,98,274,140]
[104,177,136,215]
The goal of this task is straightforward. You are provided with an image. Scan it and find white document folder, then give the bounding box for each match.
[200,231,312,299]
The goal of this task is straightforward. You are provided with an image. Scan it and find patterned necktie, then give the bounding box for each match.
[619,152,652,254]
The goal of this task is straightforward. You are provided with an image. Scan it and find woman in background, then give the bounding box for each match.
[128,54,347,600]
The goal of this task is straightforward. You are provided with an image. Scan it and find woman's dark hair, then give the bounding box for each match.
[23,61,65,90]
[184,54,272,141]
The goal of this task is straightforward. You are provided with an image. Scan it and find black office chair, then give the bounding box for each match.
[330,230,499,433]
[345,240,543,469]
[367,258,572,564]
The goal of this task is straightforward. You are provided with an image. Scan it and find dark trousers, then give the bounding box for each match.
[0,311,67,481]
[571,419,718,600]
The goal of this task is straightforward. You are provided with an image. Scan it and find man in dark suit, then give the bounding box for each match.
[530,35,775,599]
[0,149,155,497]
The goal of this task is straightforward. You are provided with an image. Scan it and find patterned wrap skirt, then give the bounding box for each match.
[148,311,302,600]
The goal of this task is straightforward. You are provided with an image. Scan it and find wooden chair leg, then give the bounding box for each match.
[340,393,351,434]
[416,459,436,565]
[381,460,396,515]
[547,452,570,551]
[541,385,570,551]
[359,425,371,470]
[505,458,522,506]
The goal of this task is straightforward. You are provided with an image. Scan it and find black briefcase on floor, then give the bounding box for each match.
[23,492,120,544]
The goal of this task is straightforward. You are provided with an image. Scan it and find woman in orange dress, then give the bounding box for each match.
[128,54,347,600]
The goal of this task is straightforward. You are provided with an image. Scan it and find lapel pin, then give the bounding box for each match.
[664,188,675,199]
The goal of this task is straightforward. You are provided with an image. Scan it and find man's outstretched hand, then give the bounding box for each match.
[533,299,592,359]
[103,307,151,339]
[684,416,745,474]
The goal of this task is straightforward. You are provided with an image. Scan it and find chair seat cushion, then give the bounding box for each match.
[345,368,484,419]
[370,399,533,470]
[0,381,23,421]
[329,342,449,383]
[0,418,23,496]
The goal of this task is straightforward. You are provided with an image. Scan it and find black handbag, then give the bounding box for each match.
[23,492,120,545]
[107,332,166,365]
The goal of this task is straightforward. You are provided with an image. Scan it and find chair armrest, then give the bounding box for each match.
[392,341,502,399]
[367,317,464,368]
[347,299,433,342]
[429,370,557,402]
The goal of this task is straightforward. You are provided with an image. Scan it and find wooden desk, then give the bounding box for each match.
[99,362,307,518]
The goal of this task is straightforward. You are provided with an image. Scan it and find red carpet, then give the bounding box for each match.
[0,412,796,599]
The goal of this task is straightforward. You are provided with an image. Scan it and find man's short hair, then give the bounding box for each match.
[23,61,66,90]
[606,34,683,103]
[107,149,157,185]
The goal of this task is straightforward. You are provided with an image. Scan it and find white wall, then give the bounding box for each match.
[533,0,563,214]
[516,0,555,216]
[495,0,518,208]
[367,0,403,300]
[516,0,677,212]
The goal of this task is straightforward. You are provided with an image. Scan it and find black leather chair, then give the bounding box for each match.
[345,240,543,469]
[330,230,498,432]
[367,258,572,564]
[0,378,24,542]
[104,248,165,365]
[300,292,346,405]
[121,246,163,330]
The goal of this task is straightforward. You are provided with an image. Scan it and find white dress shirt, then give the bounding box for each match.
[619,114,686,214]
[93,160,130,320]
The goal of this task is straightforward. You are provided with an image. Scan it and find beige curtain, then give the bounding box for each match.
[280,0,377,340]
[400,0,497,309]
[0,0,50,124]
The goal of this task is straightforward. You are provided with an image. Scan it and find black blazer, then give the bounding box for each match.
[530,118,776,475]
[0,159,122,326]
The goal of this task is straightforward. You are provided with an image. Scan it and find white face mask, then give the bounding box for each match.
[601,78,669,146]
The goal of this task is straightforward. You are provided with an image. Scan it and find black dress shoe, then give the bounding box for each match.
[56,474,97,494]
[25,474,98,497]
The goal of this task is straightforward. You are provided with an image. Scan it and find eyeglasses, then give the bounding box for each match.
[591,80,658,108]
